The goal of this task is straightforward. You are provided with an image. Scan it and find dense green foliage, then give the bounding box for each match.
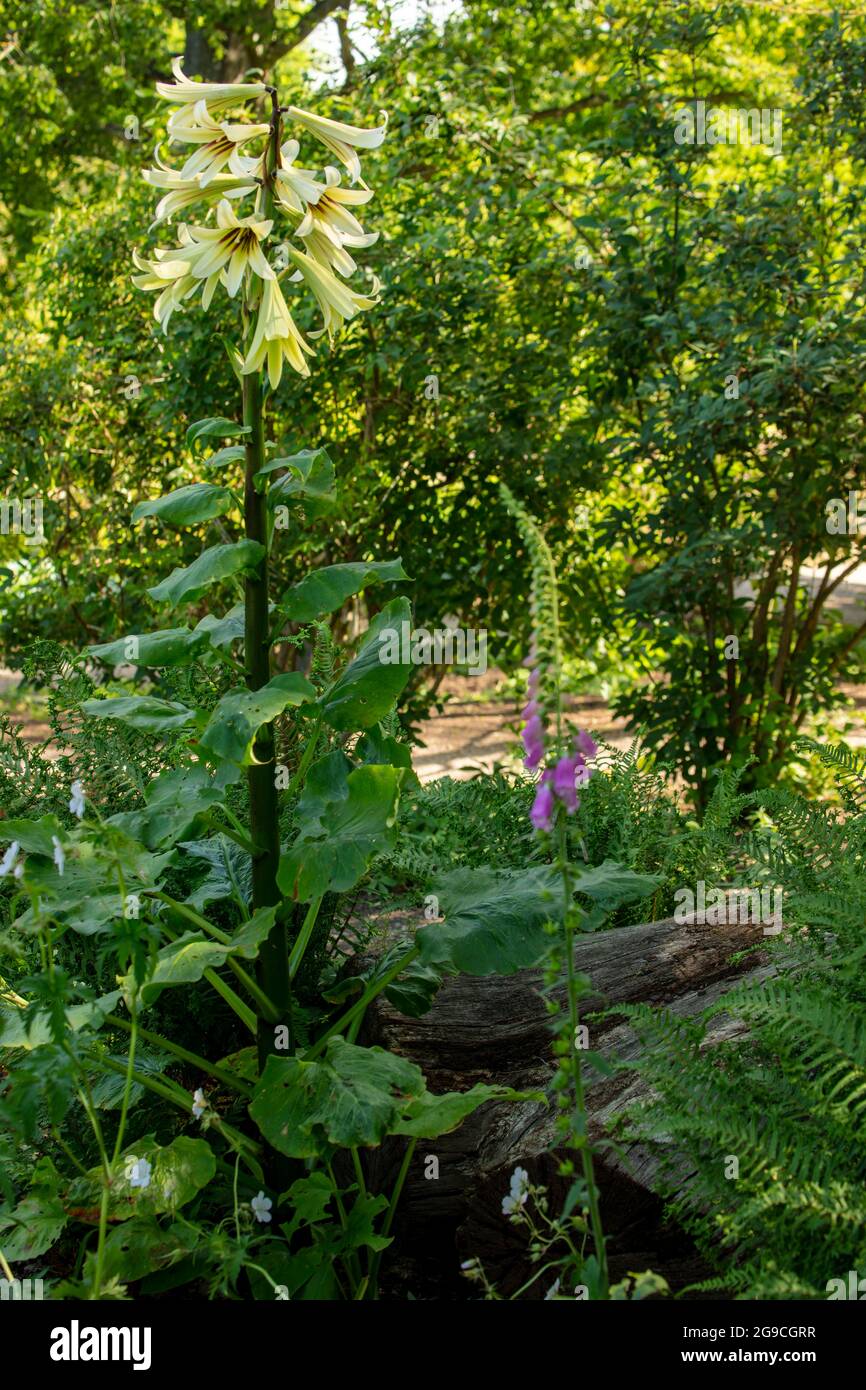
[611,738,866,1297]
[2,0,866,1311]
[4,1,866,792]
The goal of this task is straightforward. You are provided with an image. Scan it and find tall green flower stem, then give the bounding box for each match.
[501,483,609,1298]
[553,818,609,1298]
[244,89,293,1072]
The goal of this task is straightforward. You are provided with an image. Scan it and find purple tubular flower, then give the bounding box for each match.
[521,699,540,722]
[552,754,579,813]
[522,714,544,770]
[530,782,555,831]
[575,728,598,760]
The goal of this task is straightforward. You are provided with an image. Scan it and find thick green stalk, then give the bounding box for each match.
[244,367,291,1072]
[244,89,292,1074]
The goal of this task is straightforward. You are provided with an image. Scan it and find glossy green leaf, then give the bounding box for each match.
[249,1038,422,1157]
[0,814,64,857]
[186,416,250,447]
[107,765,227,851]
[573,860,663,905]
[147,541,265,607]
[418,865,565,976]
[256,446,334,496]
[193,603,245,650]
[122,908,275,1005]
[88,627,211,668]
[132,483,234,527]
[0,1195,67,1259]
[278,559,409,623]
[198,672,315,766]
[277,752,403,902]
[81,694,197,732]
[73,1136,216,1220]
[0,992,120,1050]
[319,597,414,731]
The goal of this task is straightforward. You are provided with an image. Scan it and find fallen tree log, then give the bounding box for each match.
[360,907,772,1298]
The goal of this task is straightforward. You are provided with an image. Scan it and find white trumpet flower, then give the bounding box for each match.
[243,277,314,387]
[137,65,388,388]
[171,200,275,289]
[165,101,271,187]
[143,159,257,226]
[69,781,86,819]
[272,140,332,214]
[285,244,380,339]
[156,56,266,108]
[134,201,275,327]
[132,247,199,331]
[52,836,65,877]
[284,104,387,183]
[295,166,376,241]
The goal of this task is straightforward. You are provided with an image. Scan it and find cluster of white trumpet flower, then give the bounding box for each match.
[133,59,387,386]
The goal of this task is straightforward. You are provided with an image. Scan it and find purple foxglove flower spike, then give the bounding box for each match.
[575,728,598,760]
[522,714,544,770]
[530,782,555,831]
[552,754,579,813]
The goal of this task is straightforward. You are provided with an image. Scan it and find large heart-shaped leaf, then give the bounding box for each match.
[180,834,251,911]
[257,446,334,499]
[186,416,250,447]
[122,907,276,1005]
[88,627,211,668]
[193,604,245,650]
[198,672,315,766]
[0,992,120,1050]
[573,860,663,905]
[0,814,65,857]
[107,765,227,851]
[81,695,197,732]
[0,1195,67,1259]
[249,1038,528,1158]
[278,560,409,623]
[249,1039,423,1157]
[319,597,414,731]
[147,541,264,607]
[132,483,234,527]
[72,1136,216,1220]
[202,445,247,470]
[418,865,564,976]
[277,752,403,902]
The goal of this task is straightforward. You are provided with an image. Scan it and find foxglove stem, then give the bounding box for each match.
[555,815,609,1297]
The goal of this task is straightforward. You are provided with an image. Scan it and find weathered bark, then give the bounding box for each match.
[360,907,772,1298]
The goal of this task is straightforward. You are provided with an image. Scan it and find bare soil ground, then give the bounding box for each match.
[5,665,866,785]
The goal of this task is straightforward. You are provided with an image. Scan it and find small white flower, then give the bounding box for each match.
[69,781,86,819]
[192,1087,207,1119]
[125,1156,152,1189]
[501,1165,530,1216]
[0,841,21,878]
[13,858,24,879]
[545,1278,561,1300]
[51,836,65,876]
[251,1190,273,1224]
